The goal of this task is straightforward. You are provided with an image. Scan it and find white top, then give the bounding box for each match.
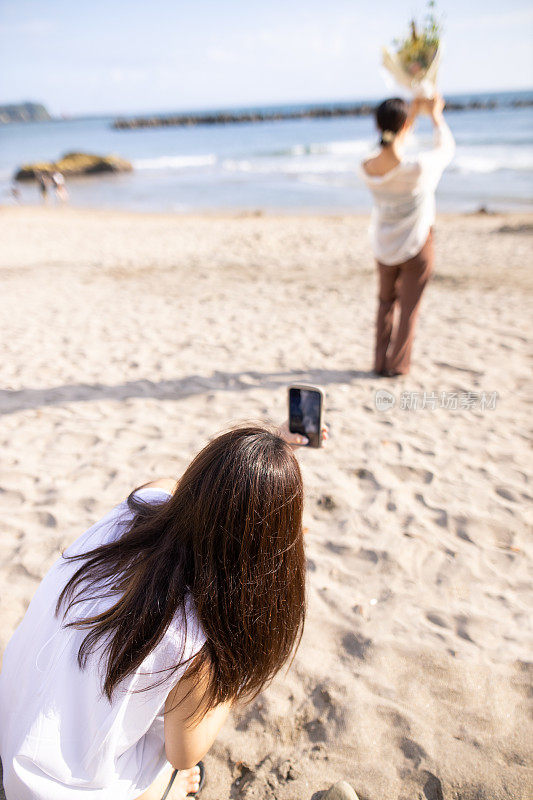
[0,488,206,800]
[360,120,455,266]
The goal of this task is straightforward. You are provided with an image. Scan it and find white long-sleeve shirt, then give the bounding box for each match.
[360,120,455,266]
[0,488,206,800]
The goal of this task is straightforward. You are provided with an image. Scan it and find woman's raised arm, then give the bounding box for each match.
[419,94,455,176]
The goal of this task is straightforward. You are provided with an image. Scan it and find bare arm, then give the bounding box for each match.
[164,664,232,770]
[405,98,421,131]
[416,95,455,182]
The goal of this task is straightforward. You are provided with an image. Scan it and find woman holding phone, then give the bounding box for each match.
[361,94,455,376]
[0,422,323,800]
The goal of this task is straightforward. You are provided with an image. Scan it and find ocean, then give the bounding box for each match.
[1,90,532,213]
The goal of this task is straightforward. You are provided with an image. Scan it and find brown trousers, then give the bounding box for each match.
[374,230,434,375]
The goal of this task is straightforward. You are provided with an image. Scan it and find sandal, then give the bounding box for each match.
[160,761,205,800]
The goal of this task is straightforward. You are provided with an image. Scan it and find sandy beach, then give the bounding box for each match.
[0,206,531,799]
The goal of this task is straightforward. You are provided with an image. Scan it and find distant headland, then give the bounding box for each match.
[112,95,533,131]
[0,102,51,124]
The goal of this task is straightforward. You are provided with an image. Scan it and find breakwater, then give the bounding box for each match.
[112,97,532,130]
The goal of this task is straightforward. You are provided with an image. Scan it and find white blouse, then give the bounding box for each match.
[0,488,206,800]
[360,120,455,266]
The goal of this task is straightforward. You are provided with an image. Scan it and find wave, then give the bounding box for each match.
[222,138,372,177]
[450,152,533,174]
[292,139,372,157]
[126,138,533,179]
[222,153,533,182]
[222,156,359,176]
[263,138,372,158]
[133,154,216,170]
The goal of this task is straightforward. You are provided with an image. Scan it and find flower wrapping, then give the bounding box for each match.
[382,4,442,98]
[382,45,441,99]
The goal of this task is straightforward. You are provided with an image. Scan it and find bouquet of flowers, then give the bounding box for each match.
[382,1,442,98]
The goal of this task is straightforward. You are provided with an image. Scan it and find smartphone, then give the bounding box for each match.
[288,385,325,448]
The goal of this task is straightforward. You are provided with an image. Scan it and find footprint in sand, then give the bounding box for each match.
[325,541,351,556]
[426,612,449,629]
[310,685,333,714]
[511,660,533,704]
[415,493,448,528]
[229,761,255,798]
[79,496,98,513]
[10,561,42,582]
[454,518,475,544]
[234,699,268,732]
[354,468,381,491]
[308,742,328,761]
[357,548,379,564]
[376,706,411,733]
[277,759,300,782]
[0,487,25,507]
[309,684,344,729]
[342,631,372,660]
[317,494,337,511]
[455,516,517,551]
[454,614,475,644]
[388,464,434,484]
[398,736,427,769]
[412,444,436,457]
[495,486,518,503]
[422,771,445,800]
[294,686,341,751]
[22,510,58,528]
[304,718,328,743]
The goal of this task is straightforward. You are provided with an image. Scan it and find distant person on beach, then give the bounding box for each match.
[37,171,49,204]
[0,423,325,800]
[51,170,69,203]
[361,94,455,376]
[10,183,20,204]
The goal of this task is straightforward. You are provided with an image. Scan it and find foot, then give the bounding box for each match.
[168,766,202,798]
[382,369,406,378]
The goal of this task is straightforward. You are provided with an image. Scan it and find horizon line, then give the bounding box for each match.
[1,85,532,122]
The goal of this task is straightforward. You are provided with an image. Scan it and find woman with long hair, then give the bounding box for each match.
[361,95,455,376]
[0,423,319,800]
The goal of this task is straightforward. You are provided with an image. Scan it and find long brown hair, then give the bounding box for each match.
[56,426,306,712]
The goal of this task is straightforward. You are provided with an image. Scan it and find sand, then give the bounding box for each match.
[0,206,531,799]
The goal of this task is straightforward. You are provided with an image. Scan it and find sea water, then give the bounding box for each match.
[1,90,531,213]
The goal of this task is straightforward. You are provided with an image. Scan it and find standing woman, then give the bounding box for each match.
[0,424,317,800]
[361,95,455,376]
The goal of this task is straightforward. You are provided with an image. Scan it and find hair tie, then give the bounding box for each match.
[381,130,396,143]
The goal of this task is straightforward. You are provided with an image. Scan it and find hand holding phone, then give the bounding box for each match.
[288,385,325,448]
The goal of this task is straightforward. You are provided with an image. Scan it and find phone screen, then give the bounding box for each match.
[289,387,322,448]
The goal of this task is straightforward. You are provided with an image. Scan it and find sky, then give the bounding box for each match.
[0,0,532,116]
